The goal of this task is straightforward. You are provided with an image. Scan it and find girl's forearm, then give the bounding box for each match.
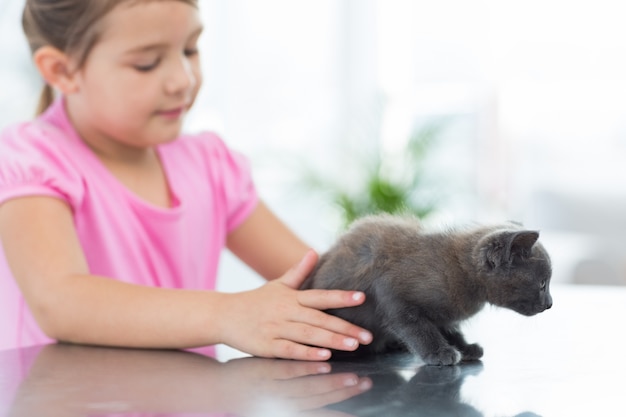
[34,273,232,349]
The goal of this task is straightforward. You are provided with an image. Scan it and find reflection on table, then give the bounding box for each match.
[0,284,625,417]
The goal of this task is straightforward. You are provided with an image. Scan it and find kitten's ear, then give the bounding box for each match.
[484,230,540,269]
[510,231,539,258]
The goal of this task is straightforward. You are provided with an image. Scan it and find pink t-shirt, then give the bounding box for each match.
[0,98,258,350]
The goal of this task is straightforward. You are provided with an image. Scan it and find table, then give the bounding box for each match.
[0,284,625,417]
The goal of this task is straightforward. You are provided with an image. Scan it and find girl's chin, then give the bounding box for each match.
[139,130,182,147]
[152,120,185,139]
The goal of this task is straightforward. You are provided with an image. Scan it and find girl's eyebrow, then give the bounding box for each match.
[124,26,204,55]
[125,44,167,54]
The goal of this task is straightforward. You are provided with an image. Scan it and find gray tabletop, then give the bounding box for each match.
[0,284,624,417]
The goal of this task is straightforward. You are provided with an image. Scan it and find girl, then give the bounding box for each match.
[0,0,373,360]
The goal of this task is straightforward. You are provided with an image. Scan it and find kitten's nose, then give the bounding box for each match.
[545,297,553,309]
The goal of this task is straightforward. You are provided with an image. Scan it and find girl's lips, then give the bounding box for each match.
[158,106,185,119]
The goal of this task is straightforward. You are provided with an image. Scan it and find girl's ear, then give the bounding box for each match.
[33,46,80,94]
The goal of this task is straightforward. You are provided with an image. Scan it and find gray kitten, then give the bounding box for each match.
[301,214,552,365]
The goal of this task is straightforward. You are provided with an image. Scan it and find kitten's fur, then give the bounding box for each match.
[301,214,552,365]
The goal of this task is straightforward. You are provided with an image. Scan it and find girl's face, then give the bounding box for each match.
[66,1,203,155]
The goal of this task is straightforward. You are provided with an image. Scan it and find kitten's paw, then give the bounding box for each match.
[423,347,462,366]
[461,343,484,361]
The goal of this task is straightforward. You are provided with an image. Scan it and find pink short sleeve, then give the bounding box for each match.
[0,123,84,208]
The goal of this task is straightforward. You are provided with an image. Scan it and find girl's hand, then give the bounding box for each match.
[219,250,373,361]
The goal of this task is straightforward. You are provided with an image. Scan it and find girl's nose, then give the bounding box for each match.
[165,56,196,95]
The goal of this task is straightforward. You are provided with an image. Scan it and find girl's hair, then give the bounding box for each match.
[22,0,198,115]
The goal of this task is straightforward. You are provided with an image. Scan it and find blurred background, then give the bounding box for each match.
[1,0,625,290]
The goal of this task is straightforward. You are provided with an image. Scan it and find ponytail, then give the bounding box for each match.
[36,84,55,116]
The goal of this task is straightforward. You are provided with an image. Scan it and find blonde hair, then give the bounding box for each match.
[22,0,198,115]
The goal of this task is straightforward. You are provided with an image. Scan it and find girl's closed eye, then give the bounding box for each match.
[134,58,161,72]
[184,47,198,57]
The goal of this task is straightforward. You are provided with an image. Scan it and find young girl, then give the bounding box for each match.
[0,0,373,360]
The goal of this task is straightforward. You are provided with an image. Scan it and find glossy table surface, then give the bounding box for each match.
[1,284,625,417]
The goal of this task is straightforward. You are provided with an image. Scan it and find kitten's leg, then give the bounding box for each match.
[390,317,462,366]
[440,327,483,361]
[385,338,409,353]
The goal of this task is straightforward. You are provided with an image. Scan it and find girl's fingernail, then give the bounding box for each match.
[318,364,331,373]
[359,378,372,390]
[344,338,358,348]
[318,349,331,358]
[360,331,373,344]
[352,292,364,301]
[344,376,358,387]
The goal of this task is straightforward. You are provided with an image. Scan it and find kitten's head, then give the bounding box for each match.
[476,226,552,316]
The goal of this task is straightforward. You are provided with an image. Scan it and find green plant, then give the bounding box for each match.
[301,119,448,229]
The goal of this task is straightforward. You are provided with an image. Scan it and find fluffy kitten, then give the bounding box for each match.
[301,214,552,365]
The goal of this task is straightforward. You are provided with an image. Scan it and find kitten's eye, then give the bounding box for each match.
[540,279,547,290]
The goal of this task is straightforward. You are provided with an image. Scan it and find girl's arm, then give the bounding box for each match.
[0,197,371,360]
[225,201,312,280]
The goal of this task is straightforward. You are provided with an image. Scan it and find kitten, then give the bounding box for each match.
[301,214,552,365]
